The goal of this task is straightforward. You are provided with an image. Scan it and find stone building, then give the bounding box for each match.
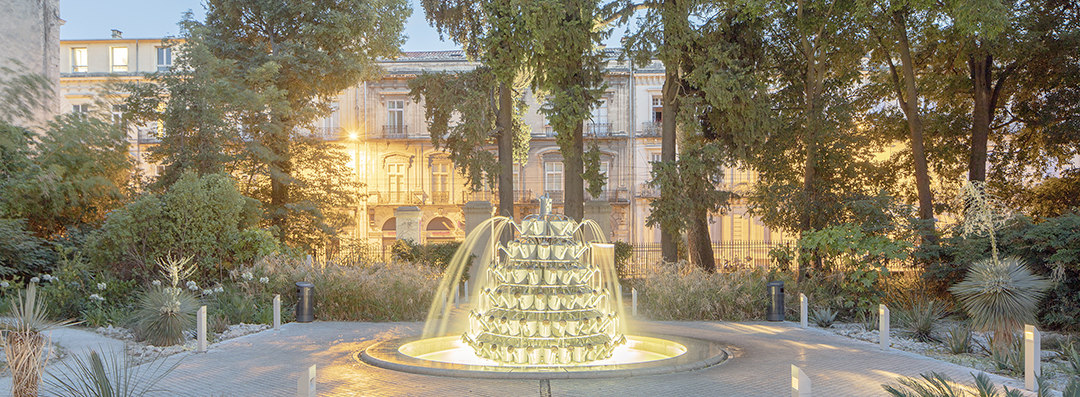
[0,0,62,127]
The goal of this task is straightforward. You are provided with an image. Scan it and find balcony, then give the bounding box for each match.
[371,190,424,205]
[638,184,660,198]
[532,124,626,139]
[466,190,534,204]
[641,121,661,137]
[586,188,630,203]
[299,126,345,141]
[543,190,564,204]
[369,125,415,140]
[136,128,161,143]
[431,191,450,204]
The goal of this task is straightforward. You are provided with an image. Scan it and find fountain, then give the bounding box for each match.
[360,198,728,379]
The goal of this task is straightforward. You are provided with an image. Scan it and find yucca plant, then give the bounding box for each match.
[881,371,1024,397]
[943,323,972,354]
[43,347,180,397]
[134,256,200,346]
[810,307,837,328]
[2,282,76,397]
[897,299,947,343]
[950,257,1051,348]
[1062,343,1080,377]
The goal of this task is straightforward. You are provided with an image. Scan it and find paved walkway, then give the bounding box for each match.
[16,321,1039,396]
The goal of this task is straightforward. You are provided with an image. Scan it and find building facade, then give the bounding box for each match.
[0,0,62,127]
[57,37,791,265]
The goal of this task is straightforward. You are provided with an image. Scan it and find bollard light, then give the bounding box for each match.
[298,364,316,397]
[799,294,808,328]
[879,304,890,350]
[1025,324,1041,391]
[791,364,810,397]
[197,306,207,353]
[632,288,638,317]
[273,294,281,331]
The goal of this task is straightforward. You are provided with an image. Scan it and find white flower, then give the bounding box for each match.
[96,282,107,291]
[186,280,198,291]
[202,289,214,296]
[30,277,40,283]
[259,277,269,284]
[89,294,105,302]
[242,272,254,281]
[151,280,161,286]
[1,281,8,288]
[42,274,55,282]
[214,285,224,293]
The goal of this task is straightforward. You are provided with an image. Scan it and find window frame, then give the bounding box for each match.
[71,48,88,73]
[110,46,129,72]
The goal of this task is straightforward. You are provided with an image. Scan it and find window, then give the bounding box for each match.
[652,96,663,122]
[71,48,88,73]
[155,165,165,176]
[431,162,451,203]
[650,153,661,164]
[387,100,404,133]
[320,102,340,137]
[590,99,609,135]
[72,104,89,113]
[111,47,129,72]
[544,162,563,193]
[156,47,172,71]
[111,105,122,124]
[387,161,406,203]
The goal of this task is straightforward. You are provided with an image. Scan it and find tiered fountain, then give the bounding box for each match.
[360,198,727,378]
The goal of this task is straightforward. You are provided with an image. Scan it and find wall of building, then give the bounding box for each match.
[0,0,61,127]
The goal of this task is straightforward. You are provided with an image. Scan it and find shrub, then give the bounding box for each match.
[796,223,911,314]
[0,219,51,278]
[638,263,789,321]
[950,256,1051,347]
[36,247,137,326]
[254,254,439,321]
[87,172,280,282]
[391,239,472,281]
[613,241,634,281]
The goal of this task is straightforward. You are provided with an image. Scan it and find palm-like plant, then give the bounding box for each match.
[896,299,947,343]
[950,257,1051,347]
[881,372,1024,397]
[2,282,76,397]
[134,256,200,346]
[43,347,180,397]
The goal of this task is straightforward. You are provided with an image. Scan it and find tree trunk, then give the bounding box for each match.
[797,0,823,281]
[269,131,291,243]
[968,52,993,182]
[497,83,515,220]
[660,69,679,262]
[893,12,936,244]
[687,204,715,272]
[564,122,585,221]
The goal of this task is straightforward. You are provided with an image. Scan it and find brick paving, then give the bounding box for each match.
[42,321,1035,397]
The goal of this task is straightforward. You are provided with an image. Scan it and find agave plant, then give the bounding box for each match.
[810,307,837,328]
[881,372,1024,397]
[897,299,947,343]
[950,257,1051,348]
[943,323,972,355]
[2,282,76,397]
[43,347,180,397]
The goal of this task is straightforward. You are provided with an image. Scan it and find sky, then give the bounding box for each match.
[59,0,627,51]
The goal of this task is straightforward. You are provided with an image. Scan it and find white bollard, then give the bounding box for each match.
[1025,324,1041,391]
[791,364,811,397]
[273,294,281,331]
[197,305,207,353]
[298,364,316,397]
[454,283,460,306]
[799,294,808,328]
[463,280,469,304]
[632,288,638,317]
[879,304,890,350]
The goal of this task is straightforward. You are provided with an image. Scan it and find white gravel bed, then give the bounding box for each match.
[95,323,271,364]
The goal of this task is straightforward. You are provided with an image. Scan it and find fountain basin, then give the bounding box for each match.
[360,334,729,379]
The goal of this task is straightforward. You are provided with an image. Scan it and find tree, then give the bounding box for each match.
[419,0,534,219]
[195,0,408,240]
[0,114,132,239]
[526,0,608,221]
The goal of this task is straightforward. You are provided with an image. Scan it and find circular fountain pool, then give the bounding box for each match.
[360,333,728,379]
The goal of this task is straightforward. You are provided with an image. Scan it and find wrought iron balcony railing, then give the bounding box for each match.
[641,121,661,137]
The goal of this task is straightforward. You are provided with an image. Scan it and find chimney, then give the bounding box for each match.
[111,29,123,39]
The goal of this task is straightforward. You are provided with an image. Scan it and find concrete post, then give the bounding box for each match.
[1025,324,1041,391]
[463,201,493,283]
[879,304,890,350]
[273,294,281,331]
[298,364,316,397]
[583,200,612,241]
[791,364,810,397]
[197,306,207,353]
[799,294,808,328]
[394,206,422,243]
[632,288,638,317]
[463,280,469,304]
